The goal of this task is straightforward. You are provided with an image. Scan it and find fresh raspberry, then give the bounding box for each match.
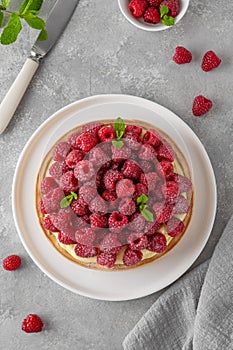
[172,174,192,192]
[65,150,85,168]
[89,147,110,168]
[74,243,98,258]
[160,0,180,17]
[74,160,95,182]
[90,213,108,228]
[71,199,88,216]
[129,0,149,18]
[89,196,108,214]
[144,7,160,23]
[53,142,71,162]
[123,248,143,266]
[43,188,64,213]
[39,199,47,214]
[128,212,145,232]
[122,160,142,180]
[103,169,124,191]
[153,202,173,223]
[76,132,98,152]
[144,221,162,235]
[50,211,73,233]
[166,216,185,237]
[192,95,212,116]
[68,132,80,148]
[111,145,131,162]
[40,177,58,195]
[162,180,179,204]
[97,251,117,268]
[201,50,221,72]
[75,228,96,246]
[102,190,118,202]
[125,124,142,136]
[173,46,192,64]
[143,129,162,147]
[156,160,174,179]
[128,233,148,250]
[22,314,43,333]
[99,233,122,252]
[2,255,21,271]
[133,183,148,200]
[138,160,155,173]
[116,179,136,198]
[49,161,70,180]
[148,0,162,6]
[119,198,136,216]
[98,126,116,142]
[60,170,79,193]
[123,132,141,150]
[173,195,190,214]
[138,144,157,161]
[72,216,88,231]
[108,212,128,233]
[147,233,167,253]
[42,216,58,232]
[58,232,76,244]
[157,142,175,162]
[81,122,104,136]
[140,172,158,191]
[79,185,96,205]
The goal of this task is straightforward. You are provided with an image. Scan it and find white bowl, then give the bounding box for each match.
[118,0,190,31]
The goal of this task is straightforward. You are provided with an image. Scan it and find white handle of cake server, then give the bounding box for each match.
[0,58,39,134]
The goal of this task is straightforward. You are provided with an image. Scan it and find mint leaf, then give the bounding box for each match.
[0,13,22,45]
[19,0,43,14]
[19,0,32,14]
[114,117,125,140]
[2,0,10,8]
[161,15,175,26]
[136,194,148,206]
[28,0,43,11]
[141,208,154,222]
[160,5,169,18]
[37,28,47,41]
[112,140,124,149]
[23,13,45,29]
[0,11,3,27]
[71,192,78,200]
[60,195,73,209]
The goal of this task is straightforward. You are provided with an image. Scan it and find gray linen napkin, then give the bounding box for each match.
[123,214,233,350]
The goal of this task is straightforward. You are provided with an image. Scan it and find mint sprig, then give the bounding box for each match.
[0,0,46,45]
[112,117,126,149]
[136,194,154,222]
[60,191,78,209]
[160,5,175,27]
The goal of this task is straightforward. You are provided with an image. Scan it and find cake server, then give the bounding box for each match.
[0,0,79,134]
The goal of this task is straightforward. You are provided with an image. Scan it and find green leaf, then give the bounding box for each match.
[0,11,3,27]
[1,0,10,8]
[141,208,154,222]
[114,117,125,140]
[161,15,175,26]
[37,28,47,41]
[160,5,169,18]
[28,0,43,11]
[0,13,22,45]
[136,194,148,206]
[112,140,124,149]
[71,192,78,200]
[19,0,32,14]
[23,13,45,29]
[60,195,73,209]
[19,0,43,14]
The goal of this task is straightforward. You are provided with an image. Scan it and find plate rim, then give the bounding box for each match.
[12,94,217,301]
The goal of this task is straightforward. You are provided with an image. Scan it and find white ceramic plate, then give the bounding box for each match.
[12,95,216,301]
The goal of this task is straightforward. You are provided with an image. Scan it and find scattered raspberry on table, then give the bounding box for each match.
[22,314,43,333]
[173,46,192,64]
[201,50,221,72]
[2,255,21,271]
[192,95,213,116]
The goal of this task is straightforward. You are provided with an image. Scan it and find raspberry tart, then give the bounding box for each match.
[36,118,193,270]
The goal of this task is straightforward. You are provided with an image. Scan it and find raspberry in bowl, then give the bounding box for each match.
[36,118,193,271]
[118,0,190,31]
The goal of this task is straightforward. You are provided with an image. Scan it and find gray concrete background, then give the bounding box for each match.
[0,0,233,349]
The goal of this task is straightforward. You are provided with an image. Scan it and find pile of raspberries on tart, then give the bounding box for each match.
[37,118,192,270]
